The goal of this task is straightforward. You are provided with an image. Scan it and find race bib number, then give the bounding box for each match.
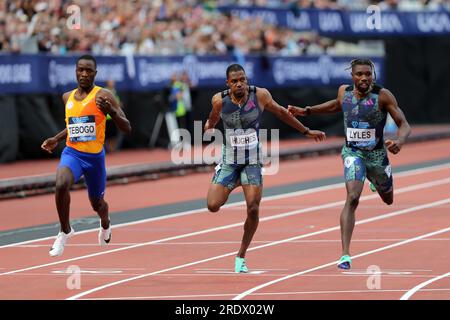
[229,131,258,148]
[346,128,375,142]
[68,115,96,142]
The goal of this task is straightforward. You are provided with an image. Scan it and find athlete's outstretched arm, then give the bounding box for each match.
[96,89,132,134]
[259,88,325,142]
[380,88,411,154]
[204,93,222,131]
[287,85,347,117]
[41,91,71,153]
[41,128,67,153]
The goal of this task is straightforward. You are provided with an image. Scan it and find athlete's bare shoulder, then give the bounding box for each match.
[211,92,223,108]
[254,86,268,95]
[336,84,349,104]
[96,87,113,99]
[378,87,398,106]
[254,86,271,103]
[62,90,72,104]
[379,87,395,98]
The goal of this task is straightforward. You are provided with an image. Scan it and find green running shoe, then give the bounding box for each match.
[369,182,377,192]
[235,257,248,273]
[337,255,352,270]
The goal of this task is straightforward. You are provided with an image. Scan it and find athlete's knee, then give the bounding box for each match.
[379,186,394,205]
[207,200,221,212]
[55,168,73,194]
[346,192,360,208]
[382,194,393,205]
[91,198,107,212]
[55,177,71,194]
[247,202,259,219]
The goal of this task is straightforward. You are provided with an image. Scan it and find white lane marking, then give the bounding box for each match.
[2,177,449,277]
[10,238,450,248]
[195,270,266,274]
[233,226,450,300]
[2,162,450,249]
[81,288,450,300]
[400,272,450,300]
[66,199,450,300]
[3,273,444,279]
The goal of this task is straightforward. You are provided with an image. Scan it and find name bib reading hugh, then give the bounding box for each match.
[229,131,258,148]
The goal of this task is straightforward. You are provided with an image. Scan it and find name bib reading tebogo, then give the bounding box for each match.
[346,128,375,142]
[230,131,258,148]
[68,115,96,142]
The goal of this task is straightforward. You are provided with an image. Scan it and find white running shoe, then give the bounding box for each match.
[98,220,111,246]
[49,228,75,257]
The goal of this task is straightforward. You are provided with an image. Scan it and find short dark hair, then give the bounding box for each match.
[226,64,245,79]
[77,54,97,69]
[348,58,376,81]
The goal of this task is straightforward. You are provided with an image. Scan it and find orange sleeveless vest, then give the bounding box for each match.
[65,86,106,153]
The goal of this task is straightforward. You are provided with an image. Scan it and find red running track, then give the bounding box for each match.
[0,139,449,300]
[1,138,450,232]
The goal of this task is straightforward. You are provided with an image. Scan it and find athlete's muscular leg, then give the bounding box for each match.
[207,184,233,212]
[55,167,74,234]
[90,197,110,229]
[237,184,262,258]
[340,180,364,256]
[377,187,393,205]
[367,163,394,205]
[367,156,394,205]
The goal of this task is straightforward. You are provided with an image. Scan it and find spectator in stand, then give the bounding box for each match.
[3,0,437,56]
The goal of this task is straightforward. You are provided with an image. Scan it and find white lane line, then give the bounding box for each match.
[400,272,450,300]
[233,226,450,300]
[10,238,450,248]
[2,176,449,277]
[85,293,237,300]
[3,174,450,270]
[66,198,450,300]
[2,162,450,249]
[0,184,341,249]
[82,288,450,300]
[259,205,450,210]
[4,273,444,279]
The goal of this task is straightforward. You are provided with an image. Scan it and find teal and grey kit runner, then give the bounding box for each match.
[341,84,393,192]
[212,86,263,189]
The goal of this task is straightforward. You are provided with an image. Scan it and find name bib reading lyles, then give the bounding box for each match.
[346,128,375,142]
[229,131,258,148]
[68,115,96,142]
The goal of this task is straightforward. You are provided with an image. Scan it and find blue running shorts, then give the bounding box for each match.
[58,146,106,198]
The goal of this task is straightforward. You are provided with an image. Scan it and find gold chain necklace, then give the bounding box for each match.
[231,93,247,107]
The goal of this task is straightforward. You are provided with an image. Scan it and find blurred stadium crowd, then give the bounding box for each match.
[0,0,448,56]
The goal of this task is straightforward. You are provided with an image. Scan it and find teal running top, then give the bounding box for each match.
[342,84,387,151]
[220,85,262,165]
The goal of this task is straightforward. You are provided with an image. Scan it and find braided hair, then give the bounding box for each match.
[347,58,377,82]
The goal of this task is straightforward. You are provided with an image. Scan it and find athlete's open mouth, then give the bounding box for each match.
[359,83,369,91]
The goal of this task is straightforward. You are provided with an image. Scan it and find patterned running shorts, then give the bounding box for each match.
[212,163,263,190]
[341,145,393,193]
